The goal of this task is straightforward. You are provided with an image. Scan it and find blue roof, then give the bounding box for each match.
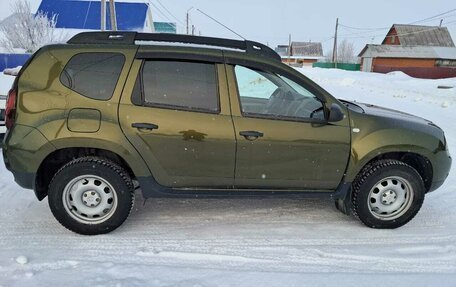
[37,0,148,30]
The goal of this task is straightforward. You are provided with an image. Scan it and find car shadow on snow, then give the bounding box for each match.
[116,190,363,234]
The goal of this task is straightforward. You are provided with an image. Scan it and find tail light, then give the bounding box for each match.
[5,88,17,129]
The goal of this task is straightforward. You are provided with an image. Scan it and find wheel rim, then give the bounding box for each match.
[62,175,118,224]
[367,176,414,220]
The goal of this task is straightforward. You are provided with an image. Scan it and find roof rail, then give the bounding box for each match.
[67,32,281,62]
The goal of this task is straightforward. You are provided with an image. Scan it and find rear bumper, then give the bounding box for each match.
[2,125,55,196]
[2,135,34,190]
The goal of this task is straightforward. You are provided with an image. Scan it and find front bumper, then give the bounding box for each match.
[429,149,452,192]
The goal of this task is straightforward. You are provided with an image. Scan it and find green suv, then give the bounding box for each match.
[2,32,451,235]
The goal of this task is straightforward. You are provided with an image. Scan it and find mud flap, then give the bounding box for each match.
[332,182,353,215]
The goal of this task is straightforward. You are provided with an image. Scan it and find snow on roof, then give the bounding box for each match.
[291,42,323,57]
[274,42,323,57]
[37,0,148,30]
[383,24,455,47]
[359,44,456,60]
[280,55,324,60]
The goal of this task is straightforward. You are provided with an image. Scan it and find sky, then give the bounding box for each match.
[0,0,455,55]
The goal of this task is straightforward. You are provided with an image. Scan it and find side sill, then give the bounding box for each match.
[137,176,352,199]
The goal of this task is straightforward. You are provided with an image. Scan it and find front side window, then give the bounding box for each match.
[234,65,324,121]
[60,53,125,100]
[142,60,219,113]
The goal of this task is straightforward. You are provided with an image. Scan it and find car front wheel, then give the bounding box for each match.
[352,159,425,229]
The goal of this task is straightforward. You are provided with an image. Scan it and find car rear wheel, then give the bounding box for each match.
[352,159,425,229]
[48,157,134,235]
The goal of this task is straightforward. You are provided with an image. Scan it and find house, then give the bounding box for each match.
[275,42,324,67]
[37,0,176,33]
[381,24,454,46]
[359,24,456,79]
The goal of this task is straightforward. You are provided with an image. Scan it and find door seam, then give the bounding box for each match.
[222,57,237,189]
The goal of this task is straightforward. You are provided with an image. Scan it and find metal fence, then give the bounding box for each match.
[312,62,361,71]
[0,53,31,72]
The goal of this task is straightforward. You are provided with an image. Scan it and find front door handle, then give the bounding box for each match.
[131,122,159,130]
[239,130,264,140]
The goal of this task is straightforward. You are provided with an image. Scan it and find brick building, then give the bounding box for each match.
[358,24,456,79]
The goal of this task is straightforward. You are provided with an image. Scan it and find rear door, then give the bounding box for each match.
[119,52,236,188]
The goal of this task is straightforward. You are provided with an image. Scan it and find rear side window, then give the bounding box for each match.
[141,61,219,113]
[60,53,125,100]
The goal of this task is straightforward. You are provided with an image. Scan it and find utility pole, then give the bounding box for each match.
[332,17,338,67]
[186,7,193,35]
[101,0,106,31]
[192,25,195,35]
[287,33,291,66]
[439,19,443,27]
[109,0,117,31]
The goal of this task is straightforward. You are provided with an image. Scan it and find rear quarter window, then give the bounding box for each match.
[60,52,125,100]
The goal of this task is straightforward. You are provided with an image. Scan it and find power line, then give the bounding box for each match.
[338,25,390,38]
[147,0,182,28]
[147,1,171,21]
[196,9,245,40]
[409,8,456,24]
[338,23,390,31]
[154,0,185,26]
[339,7,456,31]
[338,8,456,39]
[443,19,456,25]
[410,13,456,25]
[340,22,456,40]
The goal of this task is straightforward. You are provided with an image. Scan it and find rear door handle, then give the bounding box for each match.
[131,122,159,130]
[239,130,264,140]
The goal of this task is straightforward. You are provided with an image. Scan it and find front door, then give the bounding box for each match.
[119,58,236,188]
[229,65,351,190]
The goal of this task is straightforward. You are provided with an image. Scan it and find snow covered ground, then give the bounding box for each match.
[0,68,455,286]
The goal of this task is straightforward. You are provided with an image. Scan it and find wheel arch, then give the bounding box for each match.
[349,151,433,192]
[34,146,144,201]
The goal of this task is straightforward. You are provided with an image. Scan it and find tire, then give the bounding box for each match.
[48,157,134,235]
[352,159,425,229]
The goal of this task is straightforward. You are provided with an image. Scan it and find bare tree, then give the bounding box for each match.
[0,0,64,53]
[337,39,356,63]
[324,39,357,64]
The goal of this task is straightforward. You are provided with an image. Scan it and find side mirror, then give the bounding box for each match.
[328,103,344,122]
